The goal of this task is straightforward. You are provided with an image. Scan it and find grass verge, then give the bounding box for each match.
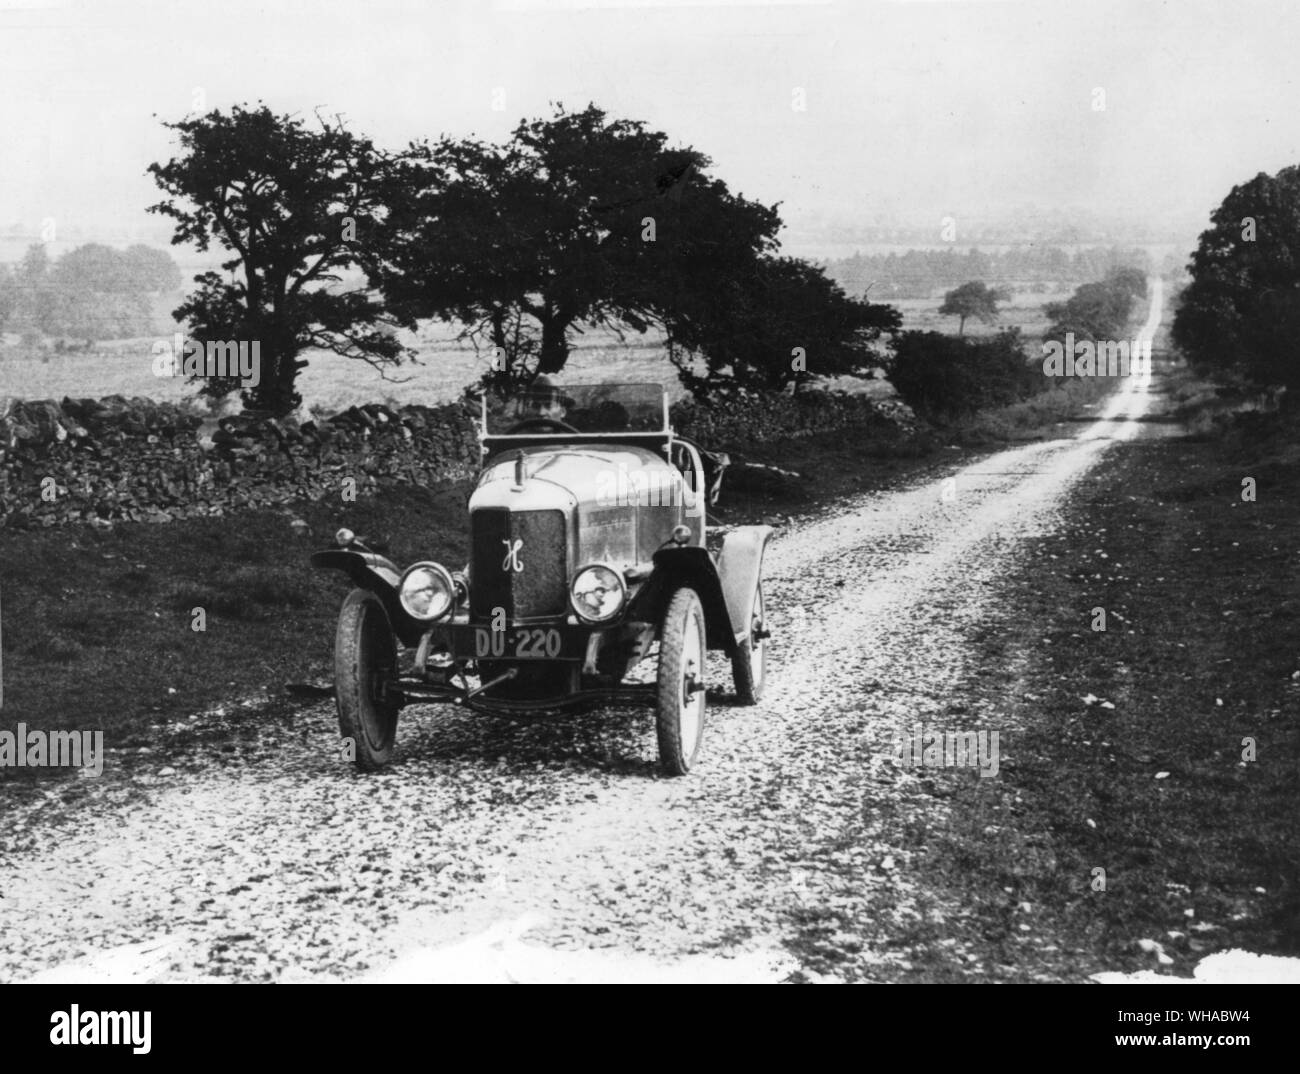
[898,398,1300,979]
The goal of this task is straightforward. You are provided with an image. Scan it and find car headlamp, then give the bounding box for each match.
[398,562,455,622]
[569,564,626,624]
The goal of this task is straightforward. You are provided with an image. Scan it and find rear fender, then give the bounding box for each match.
[311,549,422,647]
[715,525,774,639]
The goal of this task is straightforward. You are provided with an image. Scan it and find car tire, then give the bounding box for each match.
[655,587,707,776]
[731,581,767,705]
[335,588,400,770]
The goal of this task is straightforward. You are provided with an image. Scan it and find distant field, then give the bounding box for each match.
[0,323,699,415]
[0,323,897,414]
[891,289,1073,340]
[0,288,1068,413]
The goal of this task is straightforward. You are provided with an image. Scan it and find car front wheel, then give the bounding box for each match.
[655,587,707,776]
[335,588,400,770]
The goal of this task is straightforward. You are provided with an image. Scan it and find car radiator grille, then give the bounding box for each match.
[470,508,568,621]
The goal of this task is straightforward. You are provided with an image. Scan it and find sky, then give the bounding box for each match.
[1,0,1298,259]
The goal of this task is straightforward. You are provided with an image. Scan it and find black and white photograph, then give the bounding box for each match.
[1,0,1297,1026]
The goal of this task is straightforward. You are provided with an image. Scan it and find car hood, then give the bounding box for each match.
[475,444,675,501]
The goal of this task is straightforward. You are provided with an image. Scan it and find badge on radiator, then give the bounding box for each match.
[501,538,523,572]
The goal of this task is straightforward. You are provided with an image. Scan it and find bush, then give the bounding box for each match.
[1044,266,1146,344]
[886,328,1042,422]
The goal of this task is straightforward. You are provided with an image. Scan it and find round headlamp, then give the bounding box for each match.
[399,562,455,622]
[569,564,627,624]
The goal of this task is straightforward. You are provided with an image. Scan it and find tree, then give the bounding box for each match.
[1044,267,1143,343]
[27,244,170,341]
[15,243,53,332]
[148,104,403,414]
[1172,165,1300,397]
[51,244,129,294]
[1105,265,1148,303]
[0,264,17,335]
[19,242,48,288]
[938,280,1006,336]
[369,103,783,394]
[123,245,182,293]
[666,254,901,395]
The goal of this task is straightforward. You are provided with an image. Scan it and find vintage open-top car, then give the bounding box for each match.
[311,380,772,776]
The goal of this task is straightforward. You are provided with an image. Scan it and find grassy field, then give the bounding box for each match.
[0,288,1066,415]
[0,322,700,414]
[890,289,1074,340]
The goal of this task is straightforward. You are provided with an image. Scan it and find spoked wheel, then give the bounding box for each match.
[334,588,401,770]
[731,581,768,704]
[655,587,707,776]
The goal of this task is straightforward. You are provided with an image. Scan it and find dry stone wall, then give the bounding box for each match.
[670,387,917,445]
[0,389,915,528]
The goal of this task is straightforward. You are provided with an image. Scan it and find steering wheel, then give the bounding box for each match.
[506,417,581,435]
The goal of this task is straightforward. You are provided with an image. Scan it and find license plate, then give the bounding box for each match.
[467,626,566,660]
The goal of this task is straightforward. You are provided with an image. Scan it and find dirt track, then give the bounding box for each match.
[0,284,1168,983]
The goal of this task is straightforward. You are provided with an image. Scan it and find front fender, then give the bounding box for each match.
[636,546,734,653]
[636,527,773,653]
[311,549,422,646]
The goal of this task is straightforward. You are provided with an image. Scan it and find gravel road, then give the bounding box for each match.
[0,284,1166,983]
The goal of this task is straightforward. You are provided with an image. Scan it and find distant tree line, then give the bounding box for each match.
[146,102,901,416]
[823,245,1153,301]
[0,242,180,342]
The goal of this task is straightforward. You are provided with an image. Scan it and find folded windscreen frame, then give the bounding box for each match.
[483,382,668,437]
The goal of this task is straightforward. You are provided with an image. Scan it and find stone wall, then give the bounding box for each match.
[0,388,915,528]
[0,396,481,528]
[670,386,917,445]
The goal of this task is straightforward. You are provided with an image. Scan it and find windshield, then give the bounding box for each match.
[483,382,668,436]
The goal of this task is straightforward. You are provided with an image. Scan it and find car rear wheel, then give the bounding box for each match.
[731,581,767,704]
[335,588,400,770]
[655,587,707,776]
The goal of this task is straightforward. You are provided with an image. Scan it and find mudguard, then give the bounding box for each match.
[715,525,774,639]
[640,546,733,653]
[641,525,772,654]
[310,549,423,646]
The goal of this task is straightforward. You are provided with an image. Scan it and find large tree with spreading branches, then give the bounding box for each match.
[368,103,785,395]
[665,254,902,396]
[148,103,405,415]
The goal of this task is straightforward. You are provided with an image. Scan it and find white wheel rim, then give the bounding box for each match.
[679,612,704,753]
[751,586,765,687]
